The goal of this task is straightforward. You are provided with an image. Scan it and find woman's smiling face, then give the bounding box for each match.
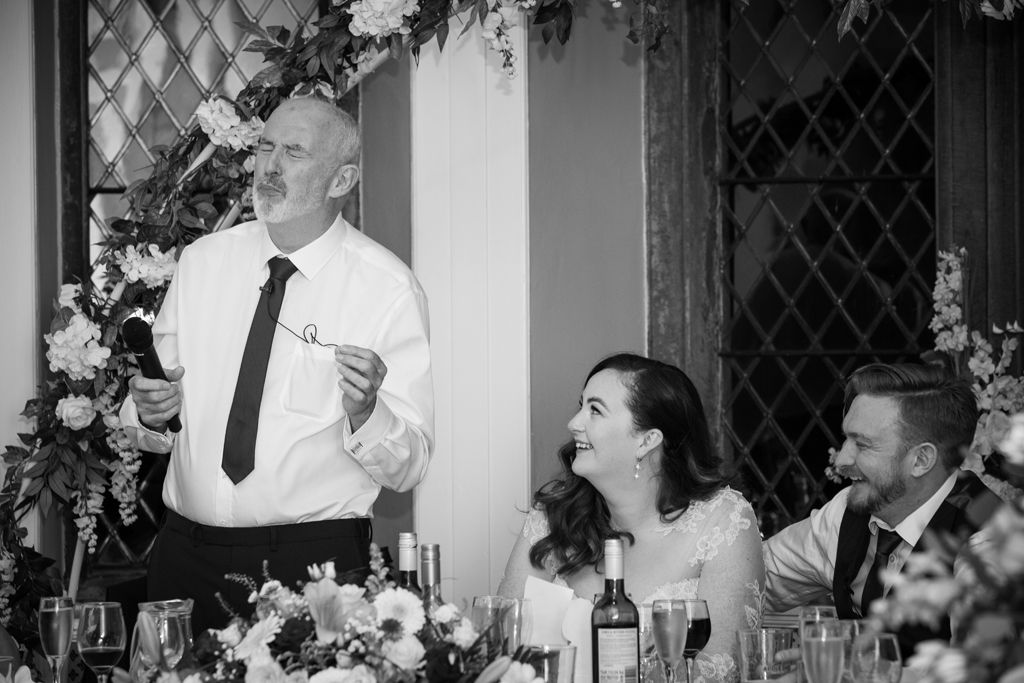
[567,368,645,484]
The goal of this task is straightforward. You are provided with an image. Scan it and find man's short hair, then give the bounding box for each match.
[843,363,979,469]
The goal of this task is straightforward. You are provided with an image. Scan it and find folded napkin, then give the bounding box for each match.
[523,576,594,683]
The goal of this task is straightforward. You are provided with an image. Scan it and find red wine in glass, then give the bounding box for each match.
[682,617,711,658]
[79,647,124,673]
[76,602,126,683]
[681,600,711,683]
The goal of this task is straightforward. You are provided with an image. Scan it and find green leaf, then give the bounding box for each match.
[435,20,450,52]
[38,488,52,518]
[837,0,870,39]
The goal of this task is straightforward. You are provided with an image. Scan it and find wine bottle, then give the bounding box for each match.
[591,538,639,683]
[421,543,444,616]
[397,532,422,595]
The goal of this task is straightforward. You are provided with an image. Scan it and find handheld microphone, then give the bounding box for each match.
[121,317,182,433]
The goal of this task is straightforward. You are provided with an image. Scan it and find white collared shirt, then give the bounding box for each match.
[763,473,959,613]
[120,216,434,526]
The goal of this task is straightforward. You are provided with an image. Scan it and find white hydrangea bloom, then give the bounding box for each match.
[115,244,178,288]
[346,0,419,37]
[195,98,264,151]
[45,313,112,381]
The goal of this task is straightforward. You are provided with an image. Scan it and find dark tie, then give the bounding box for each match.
[221,256,298,484]
[860,528,903,615]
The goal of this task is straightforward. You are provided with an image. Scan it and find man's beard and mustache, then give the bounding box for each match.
[253,174,327,223]
[845,459,908,515]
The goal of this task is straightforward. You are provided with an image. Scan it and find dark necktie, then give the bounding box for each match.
[221,256,298,484]
[860,528,903,615]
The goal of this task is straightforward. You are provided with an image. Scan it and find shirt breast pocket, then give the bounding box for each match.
[283,343,341,420]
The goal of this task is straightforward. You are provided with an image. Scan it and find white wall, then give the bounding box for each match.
[411,23,532,603]
[528,7,647,490]
[0,0,40,546]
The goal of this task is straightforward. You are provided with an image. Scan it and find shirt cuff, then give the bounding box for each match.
[119,399,175,454]
[343,399,393,459]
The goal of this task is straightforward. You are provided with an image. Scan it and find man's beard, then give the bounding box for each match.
[253,176,325,223]
[846,463,907,515]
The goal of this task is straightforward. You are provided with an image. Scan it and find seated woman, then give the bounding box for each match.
[498,353,765,683]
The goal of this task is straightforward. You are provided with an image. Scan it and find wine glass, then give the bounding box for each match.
[471,595,511,657]
[802,621,846,683]
[38,597,74,683]
[76,602,126,683]
[680,600,710,683]
[638,603,659,683]
[651,600,688,683]
[850,633,902,683]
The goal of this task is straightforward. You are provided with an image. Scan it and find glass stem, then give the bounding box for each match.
[663,660,676,683]
[684,656,693,683]
[47,656,62,683]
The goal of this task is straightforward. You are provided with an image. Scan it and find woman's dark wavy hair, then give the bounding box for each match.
[529,353,729,576]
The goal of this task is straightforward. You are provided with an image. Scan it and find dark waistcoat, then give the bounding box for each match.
[831,472,1001,658]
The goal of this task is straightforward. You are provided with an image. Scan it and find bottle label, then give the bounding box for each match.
[596,627,639,683]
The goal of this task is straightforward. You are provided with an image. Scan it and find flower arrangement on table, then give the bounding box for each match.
[869,422,1024,683]
[166,548,538,683]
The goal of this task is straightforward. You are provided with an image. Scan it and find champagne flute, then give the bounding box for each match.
[802,621,846,683]
[651,600,688,683]
[850,633,902,683]
[38,597,74,683]
[76,602,126,683]
[681,600,710,683]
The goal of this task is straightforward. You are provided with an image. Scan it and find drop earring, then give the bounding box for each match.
[634,456,642,480]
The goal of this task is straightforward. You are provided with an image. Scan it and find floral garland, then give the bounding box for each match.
[835,0,1022,37]
[158,547,537,683]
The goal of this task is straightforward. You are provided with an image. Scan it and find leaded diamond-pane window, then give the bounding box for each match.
[721,0,937,536]
[85,0,319,570]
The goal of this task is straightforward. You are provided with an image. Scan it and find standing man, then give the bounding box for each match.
[120,95,433,632]
[763,363,1000,656]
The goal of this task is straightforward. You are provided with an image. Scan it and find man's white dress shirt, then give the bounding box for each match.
[120,216,434,527]
[763,473,959,613]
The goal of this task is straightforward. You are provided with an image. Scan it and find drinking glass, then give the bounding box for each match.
[76,602,126,683]
[681,600,710,683]
[501,598,533,654]
[850,633,902,683]
[838,619,869,683]
[471,595,511,657]
[737,628,799,681]
[38,597,74,683]
[802,621,845,683]
[522,644,576,683]
[639,604,659,683]
[651,600,688,683]
[799,606,837,627]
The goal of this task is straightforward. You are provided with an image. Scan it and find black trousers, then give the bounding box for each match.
[148,510,372,634]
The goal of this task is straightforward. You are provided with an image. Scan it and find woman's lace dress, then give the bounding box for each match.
[517,488,765,683]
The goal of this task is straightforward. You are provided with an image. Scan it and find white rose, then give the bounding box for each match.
[381,635,425,670]
[58,283,82,311]
[56,395,97,430]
